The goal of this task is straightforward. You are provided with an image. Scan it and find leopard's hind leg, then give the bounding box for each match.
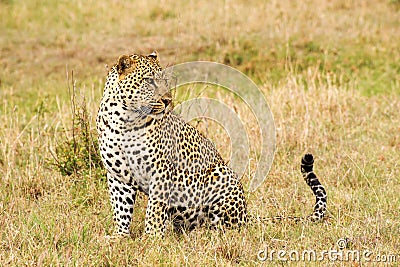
[203,165,248,228]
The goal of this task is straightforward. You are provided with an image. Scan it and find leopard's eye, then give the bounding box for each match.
[144,78,156,87]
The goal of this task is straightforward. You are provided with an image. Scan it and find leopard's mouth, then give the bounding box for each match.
[161,97,171,107]
[145,95,172,116]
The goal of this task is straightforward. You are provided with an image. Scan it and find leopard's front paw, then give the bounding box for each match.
[104,230,131,241]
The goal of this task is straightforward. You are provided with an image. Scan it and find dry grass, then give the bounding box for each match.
[1,0,399,266]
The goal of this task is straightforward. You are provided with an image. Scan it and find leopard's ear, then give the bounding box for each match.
[117,54,135,75]
[148,51,159,61]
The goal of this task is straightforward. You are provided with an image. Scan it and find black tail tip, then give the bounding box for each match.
[302,153,314,164]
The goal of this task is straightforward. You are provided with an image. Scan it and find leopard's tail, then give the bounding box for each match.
[251,153,327,224]
[301,153,327,222]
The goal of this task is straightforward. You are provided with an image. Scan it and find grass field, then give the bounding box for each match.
[1,0,399,266]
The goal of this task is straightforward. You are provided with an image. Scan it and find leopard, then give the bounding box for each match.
[96,51,327,237]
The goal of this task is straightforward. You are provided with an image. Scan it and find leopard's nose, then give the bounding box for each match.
[163,91,172,99]
[162,91,172,101]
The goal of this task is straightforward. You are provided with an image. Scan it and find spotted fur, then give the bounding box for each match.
[96,52,327,237]
[301,154,327,221]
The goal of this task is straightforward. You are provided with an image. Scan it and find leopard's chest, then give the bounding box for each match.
[123,128,162,193]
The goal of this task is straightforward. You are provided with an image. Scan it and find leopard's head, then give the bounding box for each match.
[105,51,172,117]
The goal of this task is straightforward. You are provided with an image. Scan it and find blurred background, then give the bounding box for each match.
[1,0,399,99]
